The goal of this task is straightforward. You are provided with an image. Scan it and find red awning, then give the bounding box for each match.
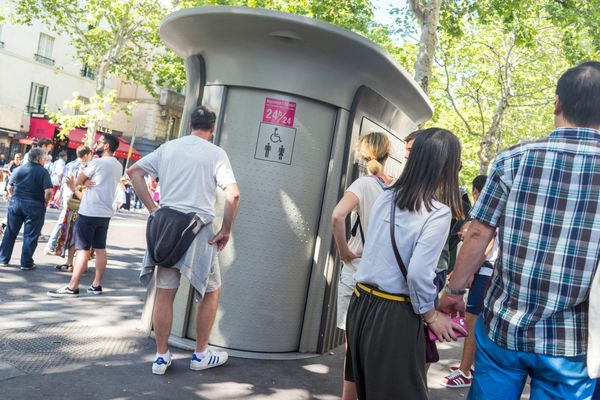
[66,128,141,161]
[25,117,57,142]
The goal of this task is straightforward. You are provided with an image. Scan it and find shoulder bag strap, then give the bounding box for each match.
[351,214,365,245]
[389,196,408,281]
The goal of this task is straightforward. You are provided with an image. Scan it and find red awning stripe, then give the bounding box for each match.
[66,128,141,161]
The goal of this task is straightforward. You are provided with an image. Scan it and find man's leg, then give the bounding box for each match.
[459,312,478,373]
[195,288,220,353]
[89,217,110,288]
[153,287,178,354]
[20,205,46,269]
[0,204,24,265]
[68,249,90,289]
[92,249,107,287]
[468,317,528,400]
[190,264,228,371]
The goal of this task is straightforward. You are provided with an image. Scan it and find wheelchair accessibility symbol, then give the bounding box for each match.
[255,123,297,165]
[269,128,283,143]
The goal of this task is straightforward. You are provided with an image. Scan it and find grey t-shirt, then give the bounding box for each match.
[135,135,236,216]
[354,190,452,314]
[78,156,123,218]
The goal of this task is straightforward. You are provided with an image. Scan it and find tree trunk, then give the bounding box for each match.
[410,0,442,94]
[478,97,508,174]
[84,7,131,148]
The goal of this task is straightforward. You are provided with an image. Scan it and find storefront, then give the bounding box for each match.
[12,115,141,165]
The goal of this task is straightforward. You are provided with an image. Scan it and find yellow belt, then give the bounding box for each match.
[354,283,411,302]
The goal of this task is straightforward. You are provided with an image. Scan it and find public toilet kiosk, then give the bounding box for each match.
[142,6,433,358]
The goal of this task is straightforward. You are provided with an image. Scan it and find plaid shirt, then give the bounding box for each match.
[471,127,600,357]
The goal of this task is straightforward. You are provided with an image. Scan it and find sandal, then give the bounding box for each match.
[55,264,73,272]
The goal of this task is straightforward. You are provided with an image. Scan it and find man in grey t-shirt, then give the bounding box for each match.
[48,133,123,298]
[128,106,240,376]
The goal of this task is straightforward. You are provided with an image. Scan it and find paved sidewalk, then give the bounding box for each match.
[0,203,497,399]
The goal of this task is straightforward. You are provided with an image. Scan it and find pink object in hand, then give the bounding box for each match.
[428,316,468,341]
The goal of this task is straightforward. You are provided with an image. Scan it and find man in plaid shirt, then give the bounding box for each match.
[440,61,600,399]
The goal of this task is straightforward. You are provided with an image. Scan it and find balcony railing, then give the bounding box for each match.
[34,53,55,66]
[81,67,95,80]
[25,105,45,114]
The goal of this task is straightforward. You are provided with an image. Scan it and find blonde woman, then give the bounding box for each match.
[331,131,392,400]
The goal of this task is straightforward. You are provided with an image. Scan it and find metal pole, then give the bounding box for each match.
[123,125,137,173]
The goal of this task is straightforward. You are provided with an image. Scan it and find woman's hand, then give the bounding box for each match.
[339,249,361,264]
[426,312,468,342]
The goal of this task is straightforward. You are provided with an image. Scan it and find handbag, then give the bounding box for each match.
[67,197,80,211]
[146,206,206,268]
[389,197,440,363]
[587,261,600,378]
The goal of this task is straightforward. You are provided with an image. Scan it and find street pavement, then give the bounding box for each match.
[0,200,525,399]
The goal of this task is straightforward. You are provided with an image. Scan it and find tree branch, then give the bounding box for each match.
[408,0,425,21]
[443,61,478,137]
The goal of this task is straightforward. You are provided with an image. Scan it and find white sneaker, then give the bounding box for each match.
[152,353,172,375]
[190,349,228,371]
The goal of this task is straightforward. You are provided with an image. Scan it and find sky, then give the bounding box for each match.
[372,0,405,27]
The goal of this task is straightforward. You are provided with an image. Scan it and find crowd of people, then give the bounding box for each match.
[0,60,598,400]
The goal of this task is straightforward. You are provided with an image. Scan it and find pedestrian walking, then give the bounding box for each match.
[0,148,53,270]
[47,133,123,297]
[440,61,600,399]
[331,131,392,400]
[346,128,466,400]
[128,106,240,376]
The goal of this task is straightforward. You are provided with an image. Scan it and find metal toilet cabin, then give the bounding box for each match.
[142,6,433,358]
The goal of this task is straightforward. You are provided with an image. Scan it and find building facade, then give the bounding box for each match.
[0,5,183,161]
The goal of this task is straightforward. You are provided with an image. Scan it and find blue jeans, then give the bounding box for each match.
[0,198,46,268]
[469,317,596,400]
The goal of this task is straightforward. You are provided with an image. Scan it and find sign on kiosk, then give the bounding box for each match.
[262,97,296,127]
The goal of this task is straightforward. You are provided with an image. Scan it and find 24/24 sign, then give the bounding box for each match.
[262,97,296,127]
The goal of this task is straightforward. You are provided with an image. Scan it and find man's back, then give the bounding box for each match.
[473,127,600,356]
[78,157,122,218]
[136,135,236,216]
[10,162,52,204]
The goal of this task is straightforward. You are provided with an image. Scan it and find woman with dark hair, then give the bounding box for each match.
[345,127,467,400]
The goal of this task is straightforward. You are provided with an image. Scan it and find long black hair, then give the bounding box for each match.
[391,127,464,219]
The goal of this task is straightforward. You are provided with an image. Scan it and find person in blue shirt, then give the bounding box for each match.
[0,148,53,270]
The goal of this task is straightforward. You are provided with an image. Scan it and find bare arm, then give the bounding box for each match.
[331,192,360,263]
[44,188,53,207]
[127,164,157,213]
[209,183,241,251]
[439,220,496,315]
[75,171,90,187]
[7,184,13,198]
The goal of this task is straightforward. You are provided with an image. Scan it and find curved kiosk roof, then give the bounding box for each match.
[160,6,432,119]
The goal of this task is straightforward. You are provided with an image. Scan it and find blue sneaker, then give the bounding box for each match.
[152,353,172,375]
[190,349,228,371]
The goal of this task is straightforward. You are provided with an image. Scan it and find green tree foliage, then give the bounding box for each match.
[433,18,568,180]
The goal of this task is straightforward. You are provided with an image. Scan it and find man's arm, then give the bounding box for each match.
[127,164,157,213]
[44,188,53,207]
[209,183,240,251]
[7,184,13,199]
[439,220,495,314]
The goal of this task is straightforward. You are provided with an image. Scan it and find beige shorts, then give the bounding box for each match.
[155,263,222,293]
